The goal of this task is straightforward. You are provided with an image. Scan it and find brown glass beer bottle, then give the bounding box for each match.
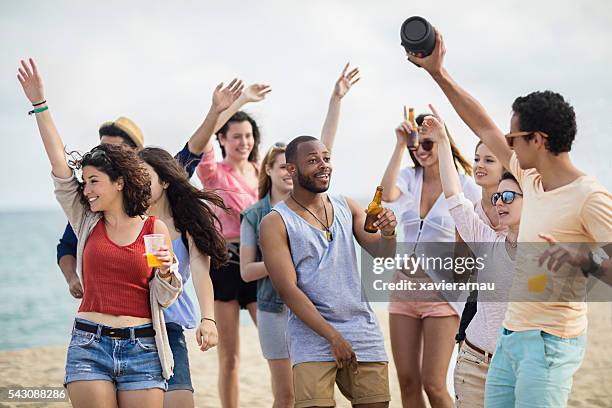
[364,186,384,233]
[406,107,419,151]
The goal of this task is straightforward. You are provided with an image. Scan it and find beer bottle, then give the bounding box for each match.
[364,186,384,233]
[406,107,420,151]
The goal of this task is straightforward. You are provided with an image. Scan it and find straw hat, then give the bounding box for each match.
[99,116,144,149]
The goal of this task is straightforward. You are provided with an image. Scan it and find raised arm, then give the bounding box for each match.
[421,105,462,198]
[17,58,71,179]
[320,63,360,152]
[422,106,496,245]
[260,211,357,369]
[409,31,513,169]
[187,79,244,155]
[380,121,412,202]
[214,83,271,133]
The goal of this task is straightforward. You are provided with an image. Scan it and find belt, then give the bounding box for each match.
[74,321,156,339]
[465,338,493,360]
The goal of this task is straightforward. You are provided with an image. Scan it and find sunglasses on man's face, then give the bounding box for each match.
[504,131,548,148]
[491,190,523,206]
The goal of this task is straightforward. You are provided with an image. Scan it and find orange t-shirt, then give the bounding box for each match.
[503,153,612,338]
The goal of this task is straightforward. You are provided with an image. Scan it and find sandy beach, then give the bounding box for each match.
[0,304,610,408]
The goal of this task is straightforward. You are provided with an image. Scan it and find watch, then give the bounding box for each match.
[582,250,606,277]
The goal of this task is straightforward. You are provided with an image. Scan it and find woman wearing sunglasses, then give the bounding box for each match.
[453,139,505,351]
[238,63,360,408]
[381,111,479,408]
[18,59,181,408]
[420,105,522,408]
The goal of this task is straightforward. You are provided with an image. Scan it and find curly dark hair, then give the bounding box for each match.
[512,90,576,155]
[216,110,261,163]
[76,144,151,217]
[138,147,229,269]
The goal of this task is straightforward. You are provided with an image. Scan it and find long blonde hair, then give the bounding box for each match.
[258,143,287,199]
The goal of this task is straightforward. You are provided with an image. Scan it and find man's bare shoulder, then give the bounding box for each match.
[261,210,286,234]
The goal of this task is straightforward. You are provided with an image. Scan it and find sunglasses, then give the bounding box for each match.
[67,146,111,170]
[82,148,110,163]
[491,191,523,206]
[504,131,548,148]
[417,139,435,152]
[268,142,286,155]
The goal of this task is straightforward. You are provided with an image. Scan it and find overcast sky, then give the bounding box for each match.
[1,0,610,210]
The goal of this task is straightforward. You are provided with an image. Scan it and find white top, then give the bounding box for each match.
[386,167,481,313]
[446,193,514,354]
[474,199,494,229]
[391,166,481,246]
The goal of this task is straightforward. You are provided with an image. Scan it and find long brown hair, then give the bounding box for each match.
[74,144,151,217]
[138,147,229,269]
[409,113,473,176]
[258,144,287,199]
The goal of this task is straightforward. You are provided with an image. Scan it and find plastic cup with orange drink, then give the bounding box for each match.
[143,234,166,267]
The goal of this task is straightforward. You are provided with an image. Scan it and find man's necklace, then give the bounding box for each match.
[290,194,333,242]
[506,236,517,248]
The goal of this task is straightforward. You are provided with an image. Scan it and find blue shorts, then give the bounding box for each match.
[166,322,194,392]
[485,328,586,408]
[64,318,166,391]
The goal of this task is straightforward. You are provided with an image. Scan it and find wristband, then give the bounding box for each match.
[157,268,173,279]
[381,229,397,239]
[32,100,47,106]
[201,317,217,326]
[28,106,48,115]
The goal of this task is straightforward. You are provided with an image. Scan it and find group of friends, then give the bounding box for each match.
[18,28,611,408]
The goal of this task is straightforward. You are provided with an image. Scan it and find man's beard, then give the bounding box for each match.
[297,171,330,193]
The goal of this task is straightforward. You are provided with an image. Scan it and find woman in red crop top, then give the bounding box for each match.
[19,59,178,408]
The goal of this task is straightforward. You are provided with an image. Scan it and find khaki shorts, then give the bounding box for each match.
[293,361,390,407]
[453,341,490,408]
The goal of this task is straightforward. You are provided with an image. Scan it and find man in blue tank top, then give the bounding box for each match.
[260,136,397,408]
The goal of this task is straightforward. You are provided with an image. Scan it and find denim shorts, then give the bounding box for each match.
[64,318,166,391]
[166,322,194,392]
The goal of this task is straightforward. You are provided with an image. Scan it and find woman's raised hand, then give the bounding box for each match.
[241,83,272,103]
[17,58,45,105]
[211,79,244,113]
[333,62,360,99]
[420,104,448,142]
[394,121,413,147]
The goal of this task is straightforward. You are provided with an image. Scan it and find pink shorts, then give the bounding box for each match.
[388,301,458,319]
